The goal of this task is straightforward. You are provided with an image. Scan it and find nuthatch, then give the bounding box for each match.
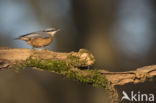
[15,28,60,49]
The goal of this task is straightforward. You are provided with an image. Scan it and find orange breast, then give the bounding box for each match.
[28,37,52,47]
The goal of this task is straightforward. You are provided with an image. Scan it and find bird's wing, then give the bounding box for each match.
[19,32,50,39]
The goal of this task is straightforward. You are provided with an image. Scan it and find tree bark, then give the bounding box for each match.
[0,48,156,103]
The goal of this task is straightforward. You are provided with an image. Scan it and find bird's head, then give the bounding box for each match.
[43,28,60,36]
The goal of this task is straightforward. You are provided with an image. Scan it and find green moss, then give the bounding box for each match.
[13,57,109,90]
[25,57,69,73]
[65,69,109,89]
[12,61,27,71]
[67,54,86,67]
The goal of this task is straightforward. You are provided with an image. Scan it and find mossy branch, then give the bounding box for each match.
[0,48,156,103]
[0,48,95,67]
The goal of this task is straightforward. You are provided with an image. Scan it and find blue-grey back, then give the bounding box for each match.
[20,31,51,39]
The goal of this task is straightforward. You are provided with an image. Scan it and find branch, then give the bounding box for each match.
[99,65,156,86]
[0,48,156,103]
[0,48,95,67]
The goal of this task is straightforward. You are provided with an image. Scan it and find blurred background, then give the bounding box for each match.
[0,0,156,103]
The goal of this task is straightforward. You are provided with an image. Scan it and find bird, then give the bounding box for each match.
[15,28,60,49]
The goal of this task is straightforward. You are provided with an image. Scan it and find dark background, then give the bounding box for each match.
[0,0,155,103]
